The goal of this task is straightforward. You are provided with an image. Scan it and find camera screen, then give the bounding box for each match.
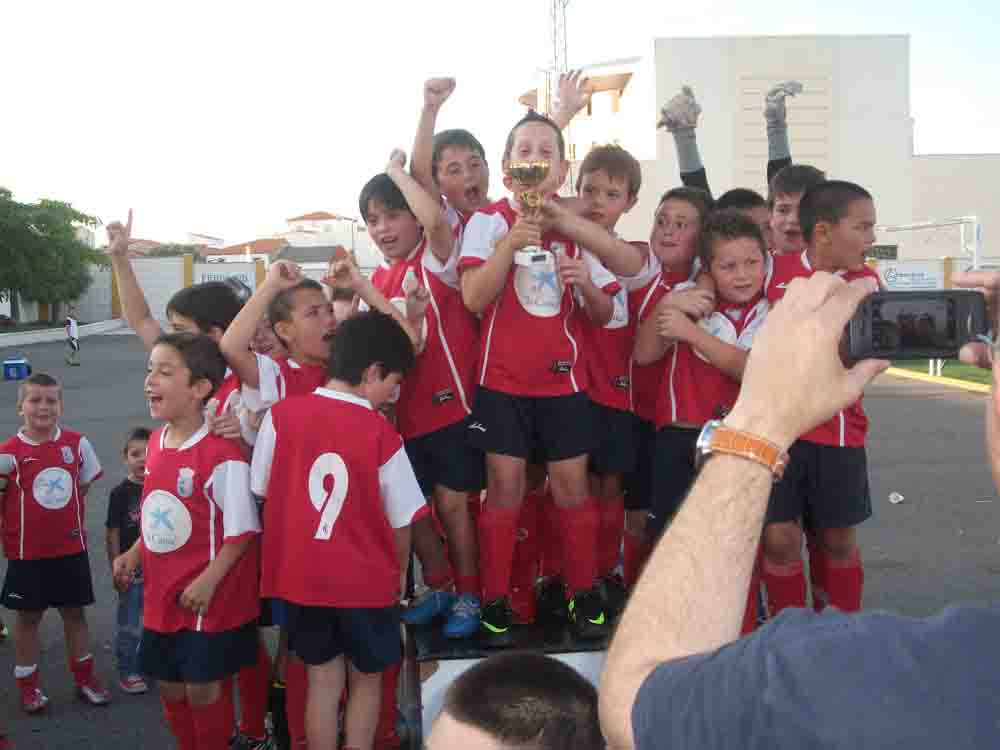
[871,298,957,351]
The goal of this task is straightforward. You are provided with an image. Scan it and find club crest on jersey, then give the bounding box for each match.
[514,251,562,318]
[606,288,629,330]
[177,467,195,498]
[142,490,193,554]
[61,446,74,465]
[32,467,73,510]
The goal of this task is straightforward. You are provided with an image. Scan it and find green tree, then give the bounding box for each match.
[0,188,106,320]
[146,244,204,259]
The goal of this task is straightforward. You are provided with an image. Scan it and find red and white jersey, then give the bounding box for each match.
[241,354,327,412]
[459,197,620,397]
[141,424,261,634]
[766,251,880,447]
[0,428,102,560]
[655,296,768,428]
[251,389,425,608]
[212,370,242,417]
[368,237,479,440]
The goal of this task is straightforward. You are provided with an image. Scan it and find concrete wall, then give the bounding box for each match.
[73,265,114,322]
[129,257,186,324]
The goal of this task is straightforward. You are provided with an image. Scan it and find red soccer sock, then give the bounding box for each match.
[422,563,454,591]
[622,530,650,588]
[285,655,308,747]
[558,498,601,597]
[806,535,829,613]
[69,653,97,686]
[162,695,197,750]
[375,662,400,747]
[237,641,272,739]
[762,558,807,615]
[478,504,520,603]
[510,491,541,622]
[824,547,864,613]
[189,681,234,750]
[598,497,626,578]
[455,575,481,597]
[538,489,563,579]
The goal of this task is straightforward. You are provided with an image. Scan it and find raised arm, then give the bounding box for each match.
[107,210,163,350]
[551,70,592,130]
[765,81,801,182]
[385,150,454,266]
[411,77,456,194]
[658,86,712,197]
[547,200,644,276]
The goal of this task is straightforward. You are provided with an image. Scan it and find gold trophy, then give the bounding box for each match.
[507,160,551,255]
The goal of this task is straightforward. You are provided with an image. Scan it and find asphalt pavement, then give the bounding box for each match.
[0,333,998,747]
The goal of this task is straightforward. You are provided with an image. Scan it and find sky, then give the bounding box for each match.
[3,0,997,245]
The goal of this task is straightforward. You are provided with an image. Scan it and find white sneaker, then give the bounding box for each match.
[765,81,804,123]
[658,86,701,131]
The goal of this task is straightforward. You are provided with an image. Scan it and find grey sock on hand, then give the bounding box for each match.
[673,127,703,174]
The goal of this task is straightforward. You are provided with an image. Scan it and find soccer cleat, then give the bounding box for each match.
[232,735,276,750]
[657,85,702,131]
[443,593,481,640]
[18,678,49,714]
[568,587,610,640]
[401,588,456,626]
[535,577,568,624]
[267,680,290,750]
[764,80,804,124]
[118,674,148,694]
[77,673,111,706]
[599,573,629,621]
[479,597,514,648]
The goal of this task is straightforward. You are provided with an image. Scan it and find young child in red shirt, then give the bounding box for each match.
[0,373,110,714]
[114,333,262,750]
[251,312,425,750]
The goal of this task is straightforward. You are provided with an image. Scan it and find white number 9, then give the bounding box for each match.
[308,452,349,540]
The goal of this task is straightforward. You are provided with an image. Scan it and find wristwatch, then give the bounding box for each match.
[694,420,789,479]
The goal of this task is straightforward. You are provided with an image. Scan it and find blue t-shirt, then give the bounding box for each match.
[632,605,1000,749]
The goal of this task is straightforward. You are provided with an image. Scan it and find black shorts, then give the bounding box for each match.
[468,387,593,463]
[285,604,401,673]
[589,403,637,477]
[625,418,657,511]
[139,622,258,684]
[2,551,95,611]
[405,418,486,496]
[766,441,872,529]
[647,426,700,537]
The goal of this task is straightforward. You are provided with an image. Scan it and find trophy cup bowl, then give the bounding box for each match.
[507,160,551,217]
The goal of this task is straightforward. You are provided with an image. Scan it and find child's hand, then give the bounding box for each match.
[206,402,242,440]
[554,69,591,118]
[386,149,407,174]
[403,269,430,324]
[323,250,362,291]
[106,209,133,258]
[658,306,697,342]
[665,288,715,319]
[179,573,218,617]
[112,553,137,592]
[505,218,542,253]
[558,253,588,289]
[423,77,456,111]
[266,260,303,289]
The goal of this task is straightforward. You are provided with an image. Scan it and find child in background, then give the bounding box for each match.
[105,427,151,694]
[0,373,110,713]
[65,307,81,366]
[114,333,262,750]
[251,312,425,750]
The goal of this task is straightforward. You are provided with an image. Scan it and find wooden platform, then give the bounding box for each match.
[409,620,610,661]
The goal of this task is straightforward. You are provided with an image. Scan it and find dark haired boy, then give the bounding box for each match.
[762,181,880,617]
[716,188,771,249]
[357,151,485,640]
[251,311,425,750]
[459,111,645,644]
[105,426,152,694]
[1,373,109,713]
[426,651,603,750]
[114,332,261,749]
[768,164,828,255]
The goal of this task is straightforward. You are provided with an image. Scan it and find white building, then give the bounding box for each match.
[545,35,995,263]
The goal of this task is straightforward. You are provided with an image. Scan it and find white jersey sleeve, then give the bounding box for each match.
[378,446,427,529]
[0,453,14,478]
[459,211,508,266]
[737,299,770,349]
[241,354,283,409]
[249,411,277,498]
[207,459,261,539]
[78,437,102,484]
[582,249,619,293]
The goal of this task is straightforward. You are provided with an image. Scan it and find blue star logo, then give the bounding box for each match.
[43,477,64,493]
[533,269,559,293]
[150,507,175,532]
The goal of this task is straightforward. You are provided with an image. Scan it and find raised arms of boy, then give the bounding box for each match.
[385,149,455,265]
[107,210,163,351]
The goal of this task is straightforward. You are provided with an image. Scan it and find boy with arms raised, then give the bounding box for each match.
[762,181,880,615]
[0,374,110,713]
[459,111,644,644]
[114,333,261,749]
[250,312,425,750]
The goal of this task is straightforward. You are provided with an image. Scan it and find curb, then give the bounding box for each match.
[885,367,991,394]
[0,319,124,349]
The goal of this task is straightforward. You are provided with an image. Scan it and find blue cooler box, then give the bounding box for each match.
[3,357,31,381]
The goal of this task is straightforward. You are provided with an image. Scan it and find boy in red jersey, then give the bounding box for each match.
[251,311,425,750]
[0,373,110,713]
[762,181,881,616]
[459,111,645,644]
[353,151,485,640]
[114,333,262,750]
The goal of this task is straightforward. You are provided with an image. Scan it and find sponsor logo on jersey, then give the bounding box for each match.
[551,360,573,374]
[33,467,73,510]
[613,375,631,390]
[142,490,193,554]
[432,389,455,405]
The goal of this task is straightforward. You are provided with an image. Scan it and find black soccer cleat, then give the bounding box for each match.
[568,587,610,640]
[479,597,515,648]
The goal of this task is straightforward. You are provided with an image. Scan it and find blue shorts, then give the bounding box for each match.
[285,603,401,673]
[139,621,258,684]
